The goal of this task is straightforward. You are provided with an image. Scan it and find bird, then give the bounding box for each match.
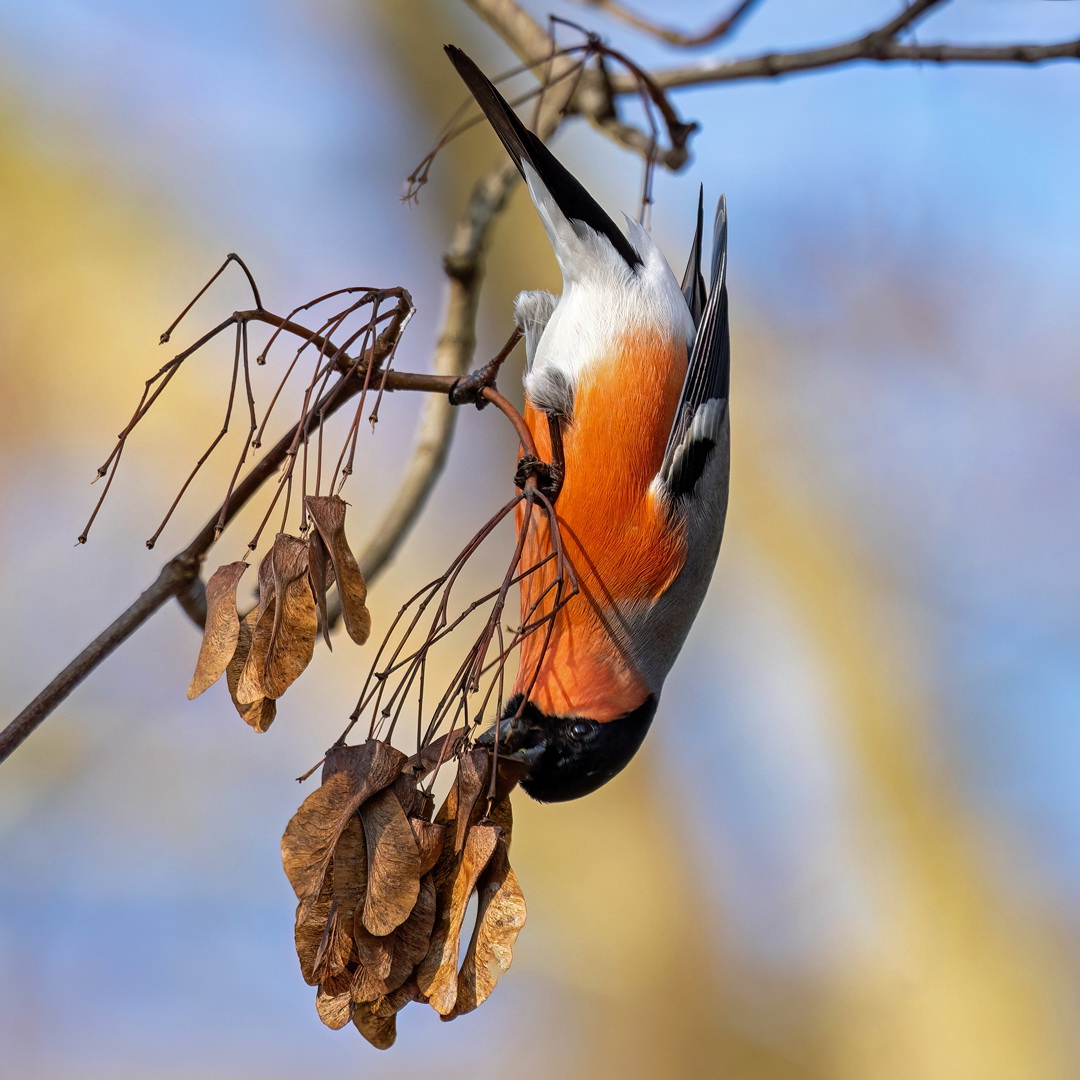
[447,46,729,802]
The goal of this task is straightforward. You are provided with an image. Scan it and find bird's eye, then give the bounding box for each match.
[567,720,595,742]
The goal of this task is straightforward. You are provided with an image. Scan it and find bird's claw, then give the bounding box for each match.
[515,455,562,500]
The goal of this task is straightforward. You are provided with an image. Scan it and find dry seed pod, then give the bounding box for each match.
[308,529,334,650]
[392,771,424,819]
[441,748,491,856]
[261,534,318,698]
[352,1008,396,1050]
[384,874,436,989]
[225,608,276,731]
[416,822,500,1015]
[350,961,390,1006]
[310,908,354,984]
[294,875,334,985]
[187,561,248,699]
[305,495,371,645]
[315,986,353,1030]
[237,534,316,701]
[319,968,354,998]
[452,840,526,1016]
[282,740,406,924]
[360,787,422,937]
[350,917,394,1006]
[370,977,420,1020]
[351,871,436,1003]
[329,815,367,956]
[411,819,445,877]
[354,921,394,981]
[234,547,279,704]
[403,727,467,780]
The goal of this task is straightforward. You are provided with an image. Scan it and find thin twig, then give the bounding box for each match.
[356,62,576,580]
[0,301,411,767]
[607,21,1080,92]
[575,0,760,49]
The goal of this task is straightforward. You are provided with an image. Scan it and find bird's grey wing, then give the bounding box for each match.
[658,195,729,501]
[680,186,706,330]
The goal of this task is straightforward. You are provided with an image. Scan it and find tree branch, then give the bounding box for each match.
[462,0,694,171]
[606,6,1080,94]
[0,302,410,766]
[9,0,1077,769]
[0,35,582,765]
[357,160,519,580]
[573,0,761,49]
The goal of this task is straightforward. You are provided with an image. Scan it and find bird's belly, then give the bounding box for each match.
[516,332,688,719]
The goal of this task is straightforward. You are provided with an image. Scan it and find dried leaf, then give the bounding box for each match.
[234,547,279,704]
[294,875,333,985]
[482,789,514,836]
[305,495,371,645]
[416,822,500,1015]
[411,819,445,877]
[319,969,354,997]
[311,905,355,984]
[355,922,394,981]
[351,924,394,1004]
[304,815,367,984]
[315,986,353,1030]
[282,740,406,924]
[393,772,422,819]
[438,748,490,856]
[308,529,334,650]
[360,787,422,936]
[369,977,419,1019]
[351,872,436,1003]
[187,561,248,699]
[352,1009,396,1050]
[351,970,387,1005]
[404,727,467,779]
[452,840,526,1016]
[385,873,436,991]
[237,534,316,701]
[225,607,276,731]
[263,533,317,698]
[331,815,367,929]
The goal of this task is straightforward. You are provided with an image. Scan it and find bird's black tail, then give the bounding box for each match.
[444,45,642,271]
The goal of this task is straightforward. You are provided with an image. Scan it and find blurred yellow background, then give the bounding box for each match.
[2,2,1079,1078]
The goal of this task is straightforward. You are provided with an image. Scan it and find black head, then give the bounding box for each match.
[490,694,657,803]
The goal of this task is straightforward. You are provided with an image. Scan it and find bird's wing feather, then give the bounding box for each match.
[680,186,706,329]
[445,46,642,272]
[659,195,729,500]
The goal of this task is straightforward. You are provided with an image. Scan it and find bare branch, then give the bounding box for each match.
[462,0,557,63]
[10,0,1076,769]
[0,303,411,767]
[357,26,589,580]
[572,0,761,49]
[358,161,519,581]
[0,34,582,764]
[875,0,948,41]
[608,25,1080,93]
[462,0,695,173]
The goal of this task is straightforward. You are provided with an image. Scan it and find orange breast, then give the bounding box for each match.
[514,331,688,721]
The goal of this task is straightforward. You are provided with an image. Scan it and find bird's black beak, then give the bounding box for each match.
[475,713,547,768]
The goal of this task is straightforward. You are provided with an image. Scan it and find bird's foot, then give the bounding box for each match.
[515,455,562,500]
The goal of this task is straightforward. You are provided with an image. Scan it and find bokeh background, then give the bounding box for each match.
[2,1,1079,1077]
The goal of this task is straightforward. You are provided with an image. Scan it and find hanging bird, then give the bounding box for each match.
[447,46,729,802]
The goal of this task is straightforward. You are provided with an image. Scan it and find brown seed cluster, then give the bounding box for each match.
[281,739,526,1048]
[187,495,370,731]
